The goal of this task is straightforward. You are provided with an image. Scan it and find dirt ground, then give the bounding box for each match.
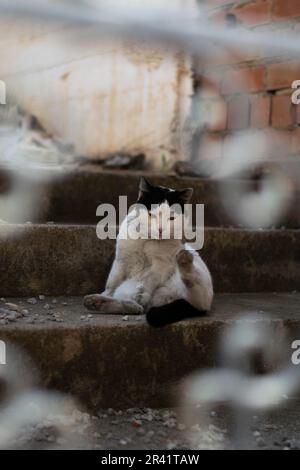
[12,402,300,450]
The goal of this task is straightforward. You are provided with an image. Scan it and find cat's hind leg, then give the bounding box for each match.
[84,294,143,314]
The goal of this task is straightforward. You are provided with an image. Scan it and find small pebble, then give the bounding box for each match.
[132,419,142,428]
[167,442,177,450]
[5,302,21,312]
[27,298,37,305]
[7,312,17,322]
[39,295,45,301]
[256,438,265,448]
[123,315,129,321]
[0,308,12,317]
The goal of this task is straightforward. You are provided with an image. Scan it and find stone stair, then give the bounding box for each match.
[0,224,299,296]
[1,293,299,410]
[0,165,299,410]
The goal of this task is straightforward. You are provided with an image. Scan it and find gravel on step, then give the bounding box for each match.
[0,296,147,327]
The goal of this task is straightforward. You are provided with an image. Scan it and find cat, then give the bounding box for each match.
[84,177,213,326]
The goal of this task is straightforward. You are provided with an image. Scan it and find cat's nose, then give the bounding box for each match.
[158,228,162,235]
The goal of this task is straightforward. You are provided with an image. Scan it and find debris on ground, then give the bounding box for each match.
[8,405,300,450]
[79,153,146,170]
[0,296,146,326]
[173,160,208,178]
[103,153,145,170]
[0,104,78,167]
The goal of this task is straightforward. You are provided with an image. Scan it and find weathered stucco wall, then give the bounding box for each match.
[0,0,195,167]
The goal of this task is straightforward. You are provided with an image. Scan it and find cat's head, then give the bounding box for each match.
[130,177,193,241]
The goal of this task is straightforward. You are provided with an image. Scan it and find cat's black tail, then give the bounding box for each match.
[146,299,207,327]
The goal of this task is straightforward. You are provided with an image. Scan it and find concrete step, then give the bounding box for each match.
[1,165,300,227]
[0,293,299,410]
[42,167,237,227]
[0,224,299,296]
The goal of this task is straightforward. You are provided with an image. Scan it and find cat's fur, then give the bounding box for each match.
[84,178,213,326]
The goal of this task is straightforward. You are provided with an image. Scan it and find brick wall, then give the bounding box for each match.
[197,0,300,162]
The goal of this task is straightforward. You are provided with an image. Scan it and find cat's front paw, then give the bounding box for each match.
[136,291,151,307]
[84,294,110,311]
[176,249,193,268]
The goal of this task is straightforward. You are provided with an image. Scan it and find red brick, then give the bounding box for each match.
[250,94,271,128]
[197,75,221,98]
[271,94,295,128]
[201,70,224,96]
[222,67,265,95]
[230,1,272,26]
[201,133,223,162]
[227,95,250,130]
[263,128,300,156]
[207,99,228,132]
[273,0,300,20]
[266,61,300,90]
[204,46,245,67]
[212,47,267,67]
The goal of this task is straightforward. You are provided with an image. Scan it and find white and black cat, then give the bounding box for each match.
[84,177,213,326]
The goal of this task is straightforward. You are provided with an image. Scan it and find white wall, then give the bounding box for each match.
[0,0,195,167]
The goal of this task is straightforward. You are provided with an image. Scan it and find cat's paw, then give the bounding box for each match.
[134,283,151,307]
[123,301,144,315]
[84,294,110,311]
[136,291,151,307]
[176,249,193,268]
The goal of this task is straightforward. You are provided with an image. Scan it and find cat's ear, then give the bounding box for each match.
[139,177,153,195]
[177,188,193,204]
